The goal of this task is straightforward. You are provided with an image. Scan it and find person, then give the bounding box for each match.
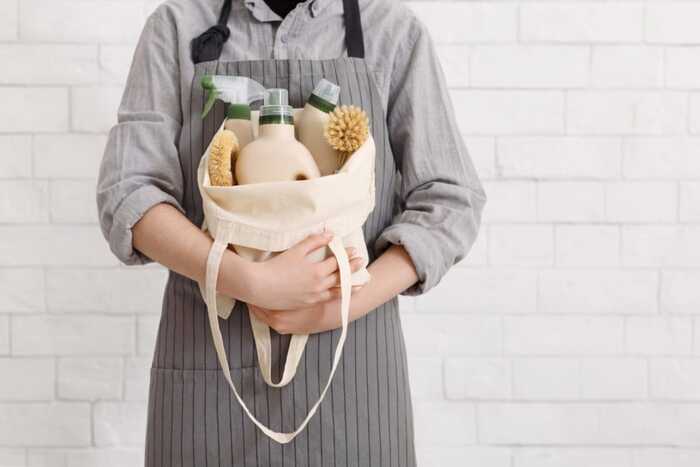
[96,0,485,465]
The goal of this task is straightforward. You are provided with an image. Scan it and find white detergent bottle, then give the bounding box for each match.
[235,88,321,185]
[224,103,254,150]
[296,79,341,176]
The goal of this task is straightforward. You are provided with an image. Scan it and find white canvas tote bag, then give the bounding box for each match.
[197,117,375,444]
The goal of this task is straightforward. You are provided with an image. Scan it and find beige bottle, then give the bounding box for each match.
[296,79,341,176]
[224,104,254,150]
[235,88,320,185]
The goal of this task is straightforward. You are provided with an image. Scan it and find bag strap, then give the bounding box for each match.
[204,223,352,444]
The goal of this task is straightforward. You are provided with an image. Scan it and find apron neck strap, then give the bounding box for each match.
[191,0,366,63]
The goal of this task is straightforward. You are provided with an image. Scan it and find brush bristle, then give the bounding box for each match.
[324,105,369,156]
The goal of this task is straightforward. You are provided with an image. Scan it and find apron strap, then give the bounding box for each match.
[343,0,365,58]
[192,0,366,63]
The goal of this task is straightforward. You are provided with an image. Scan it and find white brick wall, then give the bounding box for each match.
[1,1,699,466]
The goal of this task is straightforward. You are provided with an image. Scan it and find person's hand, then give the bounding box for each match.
[246,232,364,310]
[248,285,364,335]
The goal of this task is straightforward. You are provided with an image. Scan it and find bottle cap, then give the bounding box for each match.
[226,103,251,120]
[309,79,340,112]
[260,88,294,120]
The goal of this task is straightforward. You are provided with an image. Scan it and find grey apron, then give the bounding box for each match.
[145,0,417,465]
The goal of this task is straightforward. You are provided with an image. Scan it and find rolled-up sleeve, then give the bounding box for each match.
[374,19,487,295]
[97,8,185,265]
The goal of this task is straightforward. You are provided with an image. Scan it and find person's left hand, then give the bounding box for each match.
[248,286,362,335]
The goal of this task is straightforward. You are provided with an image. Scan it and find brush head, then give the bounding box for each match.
[324,105,369,156]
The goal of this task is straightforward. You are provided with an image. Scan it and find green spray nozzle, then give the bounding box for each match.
[200,75,267,118]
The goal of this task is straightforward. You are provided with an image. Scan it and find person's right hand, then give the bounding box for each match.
[246,232,364,310]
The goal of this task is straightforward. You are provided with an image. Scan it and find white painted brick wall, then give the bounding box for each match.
[1,1,699,466]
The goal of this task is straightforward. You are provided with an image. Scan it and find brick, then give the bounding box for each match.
[0,135,32,178]
[520,3,644,43]
[0,448,25,467]
[504,317,624,356]
[0,403,90,446]
[417,268,537,314]
[407,2,517,44]
[0,226,116,267]
[514,448,631,467]
[0,269,45,313]
[606,182,677,223]
[46,267,167,313]
[661,271,700,314]
[513,358,580,400]
[631,448,700,467]
[464,136,496,179]
[666,47,700,89]
[19,0,146,43]
[479,403,601,444]
[401,313,502,358]
[0,316,9,355]
[0,45,98,85]
[124,357,150,401]
[33,134,106,179]
[555,226,620,267]
[579,358,647,400]
[625,316,692,356]
[498,137,622,180]
[471,46,588,88]
[27,448,142,467]
[93,401,147,446]
[622,226,700,267]
[597,403,700,445]
[413,401,476,446]
[592,46,664,89]
[436,45,469,88]
[12,315,134,356]
[444,358,511,400]
[537,182,605,222]
[623,138,700,179]
[0,0,18,40]
[49,181,97,224]
[452,90,564,135]
[650,359,700,400]
[680,182,700,221]
[71,86,123,133]
[539,270,657,315]
[0,358,54,400]
[481,181,536,223]
[489,225,554,267]
[57,357,123,400]
[418,446,511,467]
[690,94,700,135]
[646,3,700,44]
[0,181,48,223]
[0,88,68,133]
[407,358,443,401]
[137,315,159,356]
[99,45,136,85]
[567,92,687,135]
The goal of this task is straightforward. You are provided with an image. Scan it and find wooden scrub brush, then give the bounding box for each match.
[208,129,239,186]
[324,105,369,169]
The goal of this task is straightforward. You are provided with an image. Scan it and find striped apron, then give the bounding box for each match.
[145,0,417,464]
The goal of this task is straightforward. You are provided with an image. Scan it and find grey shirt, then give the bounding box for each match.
[96,0,486,295]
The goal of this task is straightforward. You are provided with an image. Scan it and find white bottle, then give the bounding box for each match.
[224,103,254,150]
[296,79,341,176]
[235,89,321,185]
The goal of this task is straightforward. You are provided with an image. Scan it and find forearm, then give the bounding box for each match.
[349,244,418,320]
[132,203,257,302]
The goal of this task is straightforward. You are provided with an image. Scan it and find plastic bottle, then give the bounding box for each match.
[296,79,341,176]
[224,103,254,150]
[235,89,321,185]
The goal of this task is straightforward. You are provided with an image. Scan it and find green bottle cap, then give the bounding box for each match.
[226,103,251,120]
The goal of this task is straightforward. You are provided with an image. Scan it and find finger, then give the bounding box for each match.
[349,256,364,273]
[316,246,357,275]
[292,232,334,256]
[315,287,342,303]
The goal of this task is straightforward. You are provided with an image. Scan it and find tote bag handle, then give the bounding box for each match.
[204,223,351,444]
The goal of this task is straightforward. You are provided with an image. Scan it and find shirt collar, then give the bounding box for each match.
[242,0,334,21]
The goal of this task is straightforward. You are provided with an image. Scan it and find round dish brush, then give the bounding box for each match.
[208,129,239,186]
[324,105,369,169]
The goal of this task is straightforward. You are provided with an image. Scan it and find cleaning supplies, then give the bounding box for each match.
[208,129,239,186]
[235,88,321,185]
[200,75,265,119]
[324,105,370,168]
[224,103,254,150]
[296,79,341,176]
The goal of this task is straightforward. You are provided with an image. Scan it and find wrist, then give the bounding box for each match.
[218,248,259,303]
